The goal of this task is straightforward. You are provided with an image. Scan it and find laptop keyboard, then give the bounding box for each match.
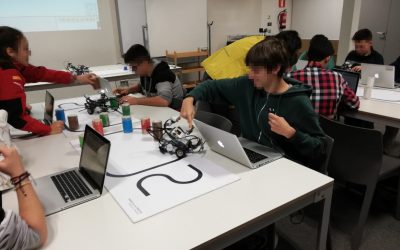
[243,147,268,163]
[51,170,92,203]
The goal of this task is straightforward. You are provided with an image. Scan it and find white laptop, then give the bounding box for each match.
[361,63,396,88]
[35,125,111,215]
[194,119,282,169]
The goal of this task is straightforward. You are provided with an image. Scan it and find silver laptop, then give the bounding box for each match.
[194,120,282,169]
[35,125,111,215]
[361,63,395,88]
[42,90,54,125]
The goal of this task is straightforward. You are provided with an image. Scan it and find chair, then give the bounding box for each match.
[194,110,233,133]
[319,115,400,250]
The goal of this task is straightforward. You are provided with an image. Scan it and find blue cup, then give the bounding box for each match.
[55,108,66,122]
[122,116,133,133]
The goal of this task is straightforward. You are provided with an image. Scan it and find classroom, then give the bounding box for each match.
[0,0,399,249]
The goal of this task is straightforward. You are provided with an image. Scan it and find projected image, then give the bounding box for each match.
[0,0,100,32]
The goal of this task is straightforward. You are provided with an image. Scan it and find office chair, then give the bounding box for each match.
[319,115,400,250]
[194,110,233,133]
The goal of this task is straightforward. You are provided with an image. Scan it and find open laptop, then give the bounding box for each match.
[194,119,282,169]
[332,68,360,93]
[361,63,396,88]
[42,90,54,125]
[34,125,111,215]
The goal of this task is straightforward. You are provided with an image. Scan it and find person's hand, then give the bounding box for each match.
[268,113,296,139]
[113,87,130,96]
[180,97,196,128]
[119,96,139,105]
[351,65,362,72]
[49,121,64,135]
[0,146,25,178]
[76,73,99,88]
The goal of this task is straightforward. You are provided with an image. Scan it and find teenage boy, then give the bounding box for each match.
[345,28,384,72]
[181,38,326,170]
[114,44,185,110]
[287,34,360,119]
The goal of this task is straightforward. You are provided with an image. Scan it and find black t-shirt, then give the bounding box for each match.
[345,48,384,65]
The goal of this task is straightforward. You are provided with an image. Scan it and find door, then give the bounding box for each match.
[384,0,400,64]
[358,0,390,57]
[358,0,400,64]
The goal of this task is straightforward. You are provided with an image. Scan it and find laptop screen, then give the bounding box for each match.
[332,68,360,92]
[79,125,111,192]
[44,91,54,123]
[361,63,395,88]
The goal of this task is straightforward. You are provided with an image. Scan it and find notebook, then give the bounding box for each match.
[194,119,282,169]
[332,68,360,93]
[361,63,396,89]
[34,125,111,215]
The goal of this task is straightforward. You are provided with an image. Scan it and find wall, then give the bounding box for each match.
[207,0,262,53]
[260,0,292,35]
[291,0,344,40]
[25,0,122,70]
[336,0,362,64]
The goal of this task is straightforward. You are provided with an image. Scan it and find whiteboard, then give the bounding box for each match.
[115,0,147,54]
[145,0,208,57]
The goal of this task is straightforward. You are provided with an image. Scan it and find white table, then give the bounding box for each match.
[340,86,400,127]
[6,105,333,250]
[25,64,182,91]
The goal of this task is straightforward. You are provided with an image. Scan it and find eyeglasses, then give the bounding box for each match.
[130,63,140,72]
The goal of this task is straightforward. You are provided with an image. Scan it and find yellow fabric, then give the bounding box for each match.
[201,36,265,80]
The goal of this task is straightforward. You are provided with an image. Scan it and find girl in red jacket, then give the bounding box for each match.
[0,26,98,135]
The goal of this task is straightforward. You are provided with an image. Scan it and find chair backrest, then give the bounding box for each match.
[194,110,233,133]
[319,116,382,185]
[319,135,334,174]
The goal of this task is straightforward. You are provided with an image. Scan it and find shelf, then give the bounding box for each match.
[181,66,204,74]
[165,48,208,89]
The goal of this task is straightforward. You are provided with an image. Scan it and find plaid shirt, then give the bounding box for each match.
[287,62,360,119]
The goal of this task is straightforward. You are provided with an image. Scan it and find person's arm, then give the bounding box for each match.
[187,77,243,105]
[0,146,47,247]
[113,84,140,95]
[1,98,62,136]
[19,64,73,84]
[19,64,98,88]
[340,78,360,110]
[121,95,169,107]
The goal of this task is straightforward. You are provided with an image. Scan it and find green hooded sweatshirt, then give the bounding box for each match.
[188,75,325,169]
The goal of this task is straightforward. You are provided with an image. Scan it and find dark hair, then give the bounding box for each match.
[245,37,290,77]
[307,34,334,61]
[352,28,372,41]
[0,26,24,69]
[123,44,151,64]
[275,30,302,66]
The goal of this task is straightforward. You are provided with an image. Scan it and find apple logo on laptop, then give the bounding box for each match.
[217,140,225,148]
[374,73,380,79]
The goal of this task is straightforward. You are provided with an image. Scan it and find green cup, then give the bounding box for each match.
[109,97,119,110]
[78,134,84,148]
[122,103,131,116]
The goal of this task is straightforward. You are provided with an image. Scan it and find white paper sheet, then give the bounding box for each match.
[357,87,400,102]
[103,132,240,222]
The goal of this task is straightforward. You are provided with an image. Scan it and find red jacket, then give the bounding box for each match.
[0,63,73,135]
